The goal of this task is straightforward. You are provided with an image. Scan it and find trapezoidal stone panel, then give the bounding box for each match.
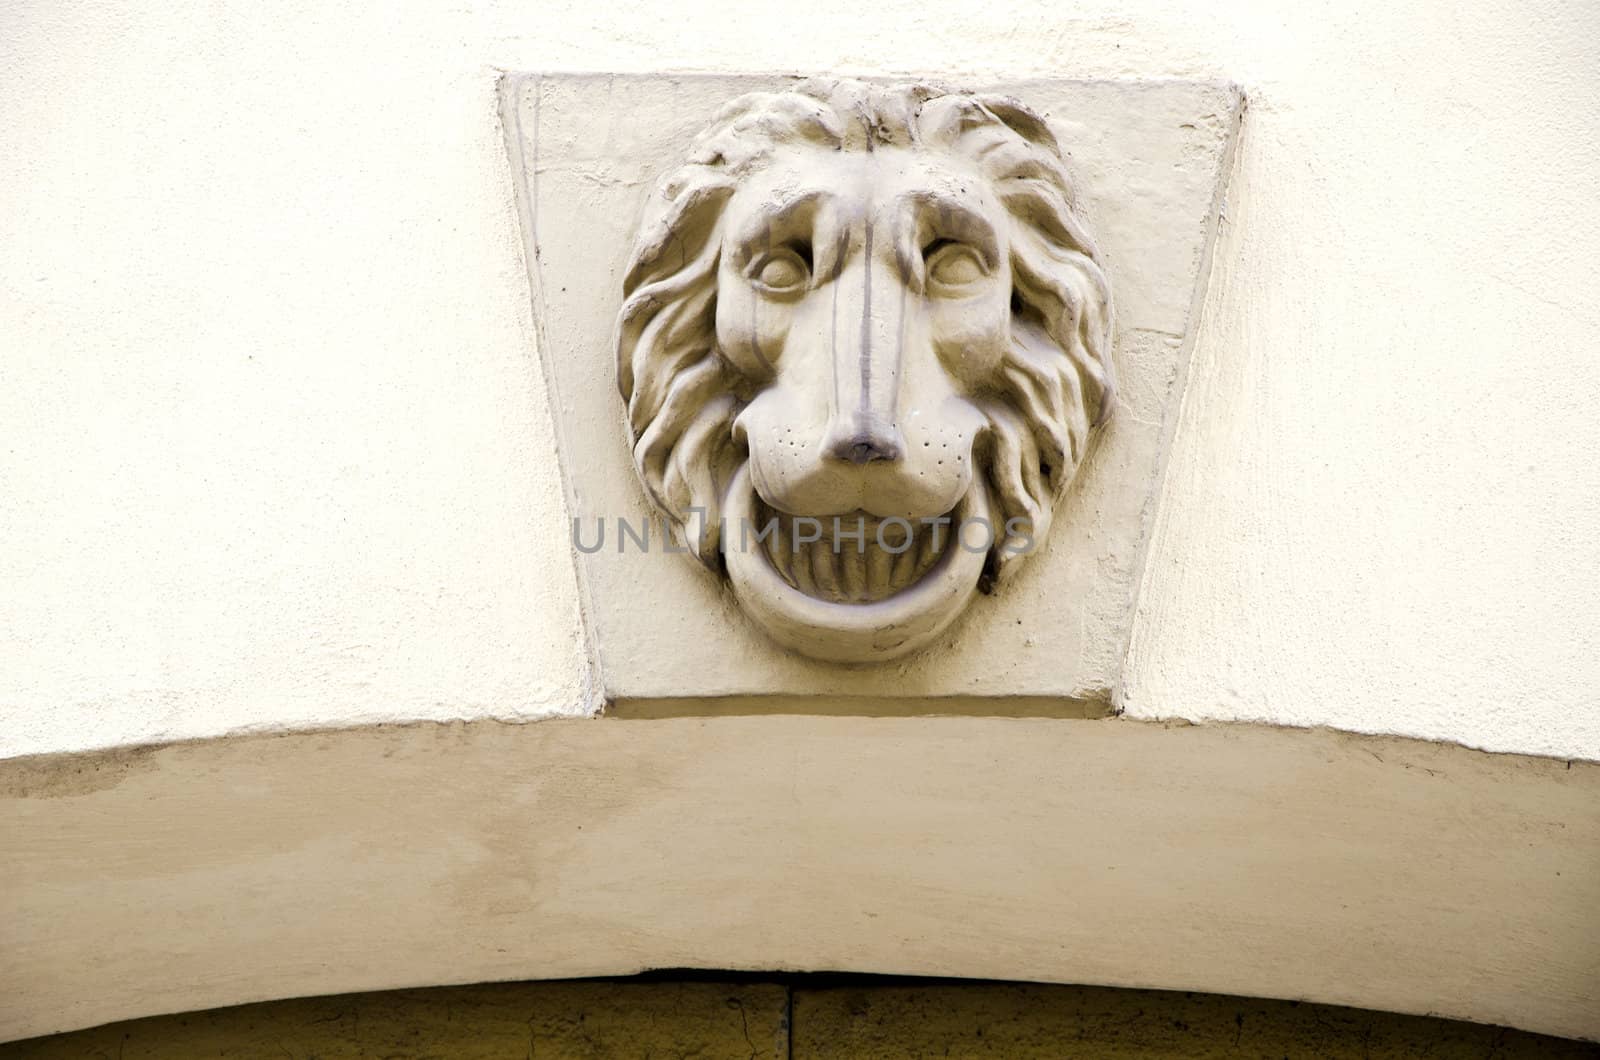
[500,73,1241,710]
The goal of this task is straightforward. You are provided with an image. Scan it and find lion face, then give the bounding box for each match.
[720,147,1003,594]
[616,81,1113,662]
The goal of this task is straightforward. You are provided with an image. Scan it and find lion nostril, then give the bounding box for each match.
[825,419,906,465]
[837,437,901,464]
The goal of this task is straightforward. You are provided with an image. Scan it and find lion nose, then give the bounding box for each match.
[826,423,904,465]
[824,245,907,467]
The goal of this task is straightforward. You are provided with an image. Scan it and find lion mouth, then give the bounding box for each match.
[750,499,956,605]
[719,465,991,662]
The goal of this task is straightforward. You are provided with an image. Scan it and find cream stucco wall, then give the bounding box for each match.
[4,4,1600,1041]
[3,0,1597,759]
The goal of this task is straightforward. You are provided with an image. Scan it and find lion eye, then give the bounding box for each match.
[751,248,809,293]
[925,242,986,290]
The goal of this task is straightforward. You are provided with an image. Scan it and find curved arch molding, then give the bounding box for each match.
[2,716,1596,1043]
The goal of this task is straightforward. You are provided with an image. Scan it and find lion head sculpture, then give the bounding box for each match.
[615,79,1113,663]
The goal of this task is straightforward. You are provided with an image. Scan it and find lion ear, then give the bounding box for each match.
[970,94,1062,157]
[622,180,732,295]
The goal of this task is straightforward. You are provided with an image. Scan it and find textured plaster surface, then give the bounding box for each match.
[2,0,1598,758]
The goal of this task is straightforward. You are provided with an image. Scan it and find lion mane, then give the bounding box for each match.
[615,79,1113,586]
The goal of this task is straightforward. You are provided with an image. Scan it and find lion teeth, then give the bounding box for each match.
[866,539,893,597]
[841,542,867,601]
[763,522,793,588]
[918,524,939,572]
[788,536,817,596]
[811,539,840,597]
[752,502,953,604]
[890,536,919,589]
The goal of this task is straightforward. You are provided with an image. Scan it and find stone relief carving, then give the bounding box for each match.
[503,71,1240,700]
[615,80,1114,663]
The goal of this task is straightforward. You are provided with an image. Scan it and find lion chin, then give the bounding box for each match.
[615,79,1114,664]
